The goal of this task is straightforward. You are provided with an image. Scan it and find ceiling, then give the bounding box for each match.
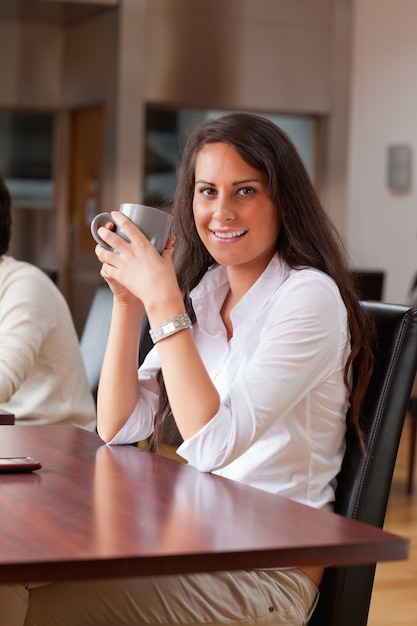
[0,0,118,25]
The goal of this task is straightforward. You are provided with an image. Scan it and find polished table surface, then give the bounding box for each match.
[0,425,409,583]
[0,409,14,425]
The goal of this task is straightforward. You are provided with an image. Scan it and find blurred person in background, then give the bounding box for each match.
[0,173,96,430]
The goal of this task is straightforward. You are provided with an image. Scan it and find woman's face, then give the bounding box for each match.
[193,142,281,279]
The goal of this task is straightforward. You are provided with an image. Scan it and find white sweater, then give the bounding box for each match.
[0,256,96,429]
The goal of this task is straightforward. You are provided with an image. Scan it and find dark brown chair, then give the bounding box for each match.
[403,273,417,494]
[406,397,417,494]
[350,269,385,301]
[310,302,417,626]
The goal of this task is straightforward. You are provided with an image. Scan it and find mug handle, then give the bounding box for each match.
[90,212,114,250]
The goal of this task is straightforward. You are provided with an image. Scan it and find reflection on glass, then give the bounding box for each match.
[144,107,318,207]
[0,111,54,208]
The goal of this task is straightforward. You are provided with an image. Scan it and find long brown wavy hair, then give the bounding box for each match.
[148,113,374,453]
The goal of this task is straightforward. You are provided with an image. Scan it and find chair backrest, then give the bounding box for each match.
[80,284,153,400]
[350,269,385,301]
[138,314,153,367]
[310,302,417,626]
[80,283,114,399]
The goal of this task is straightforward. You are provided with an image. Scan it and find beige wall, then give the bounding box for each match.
[146,0,333,113]
[0,21,63,107]
[347,0,417,303]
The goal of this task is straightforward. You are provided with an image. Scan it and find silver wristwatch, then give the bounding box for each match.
[149,313,192,344]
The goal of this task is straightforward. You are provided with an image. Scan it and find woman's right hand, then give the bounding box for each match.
[93,213,182,319]
[93,220,141,308]
[95,247,137,305]
[94,225,145,441]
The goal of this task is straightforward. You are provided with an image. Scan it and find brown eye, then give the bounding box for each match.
[238,187,256,196]
[200,187,216,196]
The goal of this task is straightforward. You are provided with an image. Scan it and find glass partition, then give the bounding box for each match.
[0,110,55,208]
[144,107,320,207]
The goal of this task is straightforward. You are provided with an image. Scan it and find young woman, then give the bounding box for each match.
[1,113,373,625]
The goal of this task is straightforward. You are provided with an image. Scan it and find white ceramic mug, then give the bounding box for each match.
[90,203,173,254]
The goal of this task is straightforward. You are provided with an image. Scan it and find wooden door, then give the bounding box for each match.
[67,105,105,336]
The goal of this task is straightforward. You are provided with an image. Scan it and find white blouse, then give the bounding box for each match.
[104,255,350,510]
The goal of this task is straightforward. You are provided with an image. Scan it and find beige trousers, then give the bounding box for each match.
[0,569,319,626]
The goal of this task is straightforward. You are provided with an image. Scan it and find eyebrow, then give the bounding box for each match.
[195,178,262,186]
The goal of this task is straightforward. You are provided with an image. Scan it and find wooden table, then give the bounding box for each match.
[0,409,14,425]
[0,425,409,583]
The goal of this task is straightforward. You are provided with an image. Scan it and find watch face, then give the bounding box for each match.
[149,314,192,344]
[162,321,176,335]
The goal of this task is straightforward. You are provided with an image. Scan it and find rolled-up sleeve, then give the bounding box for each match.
[103,348,161,445]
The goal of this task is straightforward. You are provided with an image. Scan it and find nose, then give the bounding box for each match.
[212,196,235,222]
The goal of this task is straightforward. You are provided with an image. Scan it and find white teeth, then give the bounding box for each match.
[214,230,247,239]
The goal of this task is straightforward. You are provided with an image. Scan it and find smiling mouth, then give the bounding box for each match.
[212,229,248,239]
